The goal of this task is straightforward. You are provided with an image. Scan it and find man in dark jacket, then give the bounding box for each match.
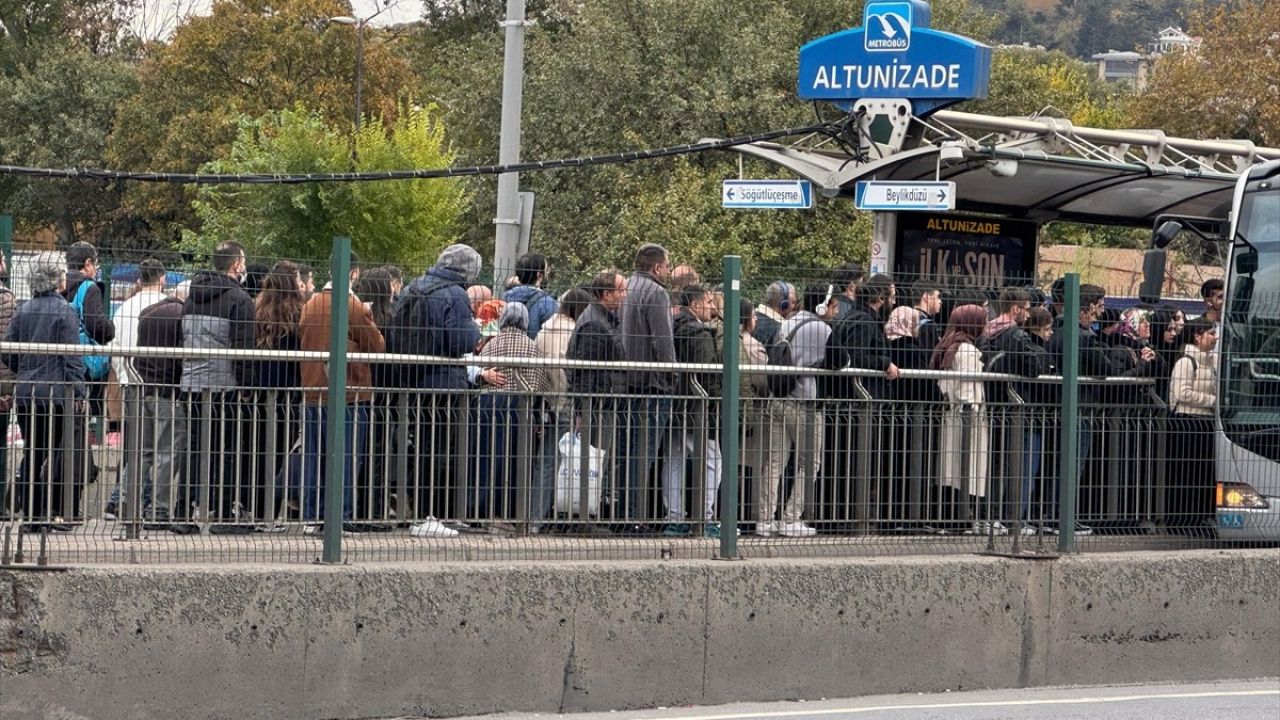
[386,244,483,530]
[4,254,86,530]
[662,285,724,537]
[829,262,865,322]
[615,244,674,527]
[133,283,189,531]
[979,288,1045,392]
[752,281,794,348]
[828,273,901,400]
[178,241,256,534]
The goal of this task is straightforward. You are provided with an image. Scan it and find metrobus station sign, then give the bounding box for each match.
[797,0,992,115]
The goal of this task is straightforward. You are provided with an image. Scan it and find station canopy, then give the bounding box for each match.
[725,109,1280,228]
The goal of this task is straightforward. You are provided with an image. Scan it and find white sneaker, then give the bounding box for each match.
[755,521,777,537]
[967,521,1010,536]
[1018,525,1038,537]
[410,516,460,538]
[778,521,817,538]
[302,523,322,536]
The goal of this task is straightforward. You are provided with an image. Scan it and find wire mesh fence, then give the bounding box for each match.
[0,243,1275,565]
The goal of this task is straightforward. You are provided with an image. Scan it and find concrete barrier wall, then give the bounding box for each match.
[2,550,1277,720]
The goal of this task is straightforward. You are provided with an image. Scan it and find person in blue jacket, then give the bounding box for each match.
[502,252,558,339]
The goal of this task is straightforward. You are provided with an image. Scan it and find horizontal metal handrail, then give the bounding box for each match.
[0,341,1158,386]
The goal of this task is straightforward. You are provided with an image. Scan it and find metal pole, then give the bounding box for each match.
[354,22,364,132]
[322,237,352,564]
[718,256,742,559]
[1058,273,1081,553]
[491,0,528,286]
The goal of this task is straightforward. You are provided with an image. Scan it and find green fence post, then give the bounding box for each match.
[322,237,352,564]
[718,256,742,560]
[0,216,10,506]
[1058,273,1081,553]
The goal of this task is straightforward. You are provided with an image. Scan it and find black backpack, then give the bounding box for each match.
[766,318,819,398]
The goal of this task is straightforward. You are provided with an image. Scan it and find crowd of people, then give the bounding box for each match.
[0,239,1224,539]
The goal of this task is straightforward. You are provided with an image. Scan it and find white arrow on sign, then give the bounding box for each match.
[854,181,957,212]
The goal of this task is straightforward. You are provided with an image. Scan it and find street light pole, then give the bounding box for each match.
[492,0,529,287]
[329,14,367,132]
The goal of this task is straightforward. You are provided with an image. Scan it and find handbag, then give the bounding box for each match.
[71,281,111,381]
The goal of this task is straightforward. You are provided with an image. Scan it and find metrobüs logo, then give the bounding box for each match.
[864,1,912,52]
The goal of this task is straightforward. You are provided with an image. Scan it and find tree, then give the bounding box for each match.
[412,0,996,272]
[1129,1,1280,146]
[107,0,418,246]
[186,105,469,271]
[0,45,138,244]
[961,47,1130,127]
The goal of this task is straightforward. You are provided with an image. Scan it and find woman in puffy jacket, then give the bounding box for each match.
[1166,316,1218,536]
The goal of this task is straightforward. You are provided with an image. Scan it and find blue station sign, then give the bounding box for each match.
[797,0,992,115]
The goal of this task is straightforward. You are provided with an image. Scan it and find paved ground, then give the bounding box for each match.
[435,680,1280,720]
[0,517,1232,564]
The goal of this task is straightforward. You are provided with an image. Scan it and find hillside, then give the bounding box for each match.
[971,0,1221,58]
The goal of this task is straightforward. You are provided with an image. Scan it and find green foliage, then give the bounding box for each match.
[0,44,138,244]
[186,105,468,270]
[961,47,1130,127]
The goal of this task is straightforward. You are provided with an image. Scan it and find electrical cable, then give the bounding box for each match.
[0,121,840,186]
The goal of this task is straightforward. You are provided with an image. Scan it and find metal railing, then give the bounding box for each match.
[0,336,1262,566]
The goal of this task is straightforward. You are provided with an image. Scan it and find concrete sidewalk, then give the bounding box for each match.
[2,550,1277,720]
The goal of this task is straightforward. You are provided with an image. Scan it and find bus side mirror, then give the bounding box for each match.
[1152,220,1183,249]
[1138,248,1167,304]
[1236,250,1258,275]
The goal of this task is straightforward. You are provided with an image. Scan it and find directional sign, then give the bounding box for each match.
[854,181,955,211]
[722,180,814,209]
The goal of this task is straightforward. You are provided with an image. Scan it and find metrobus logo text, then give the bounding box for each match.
[865,3,913,52]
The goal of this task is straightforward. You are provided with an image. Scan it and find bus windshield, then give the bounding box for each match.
[1220,181,1280,462]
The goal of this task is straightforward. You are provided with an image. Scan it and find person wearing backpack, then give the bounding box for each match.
[386,244,483,538]
[756,284,834,538]
[63,242,114,419]
[3,254,87,531]
[502,252,558,340]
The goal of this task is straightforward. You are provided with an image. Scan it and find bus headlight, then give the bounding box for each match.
[1217,482,1270,510]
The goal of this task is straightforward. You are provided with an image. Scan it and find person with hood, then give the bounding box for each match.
[387,244,484,538]
[662,284,725,538]
[1167,316,1218,535]
[502,252,558,339]
[4,254,87,532]
[178,241,257,534]
[931,304,999,535]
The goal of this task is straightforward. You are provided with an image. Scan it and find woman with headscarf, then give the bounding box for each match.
[471,303,548,529]
[882,304,938,530]
[930,304,1000,535]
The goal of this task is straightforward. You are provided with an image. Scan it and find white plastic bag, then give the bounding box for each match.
[555,431,604,517]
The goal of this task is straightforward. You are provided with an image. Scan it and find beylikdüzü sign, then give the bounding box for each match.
[797,0,992,116]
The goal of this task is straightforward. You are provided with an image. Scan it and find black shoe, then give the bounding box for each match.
[614,523,658,537]
[142,522,172,532]
[169,523,201,535]
[208,524,254,536]
[343,522,380,534]
[20,523,49,534]
[49,523,74,532]
[103,502,118,521]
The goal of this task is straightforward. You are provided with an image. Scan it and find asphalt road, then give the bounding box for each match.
[435,680,1280,720]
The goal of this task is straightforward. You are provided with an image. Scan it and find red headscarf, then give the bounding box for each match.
[930,304,989,371]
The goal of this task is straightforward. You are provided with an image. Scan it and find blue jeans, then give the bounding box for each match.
[301,405,368,522]
[470,394,519,519]
[532,408,565,524]
[615,396,672,520]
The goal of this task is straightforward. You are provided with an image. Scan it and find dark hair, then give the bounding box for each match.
[739,298,754,329]
[516,252,547,285]
[678,284,708,308]
[1097,307,1122,329]
[242,262,270,298]
[832,262,865,291]
[1180,316,1215,346]
[559,287,593,321]
[254,260,304,349]
[860,274,893,304]
[1050,277,1066,303]
[66,241,98,271]
[213,241,246,272]
[356,267,394,328]
[331,249,360,273]
[634,243,668,273]
[1150,304,1184,352]
[138,258,166,286]
[1200,278,1224,298]
[589,270,623,300]
[298,263,314,280]
[380,265,403,284]
[1026,306,1053,330]
[911,280,941,304]
[802,283,832,313]
[1080,283,1106,309]
[994,287,1031,316]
